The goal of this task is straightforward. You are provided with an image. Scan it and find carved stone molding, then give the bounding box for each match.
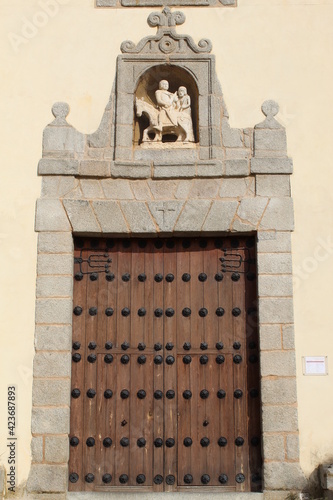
[96,0,236,8]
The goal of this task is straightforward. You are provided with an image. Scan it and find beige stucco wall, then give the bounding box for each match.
[1,0,333,490]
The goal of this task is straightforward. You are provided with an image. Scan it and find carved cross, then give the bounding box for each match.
[157,203,176,224]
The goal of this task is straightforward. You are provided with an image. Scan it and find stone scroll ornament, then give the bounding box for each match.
[120,7,212,55]
[97,0,236,8]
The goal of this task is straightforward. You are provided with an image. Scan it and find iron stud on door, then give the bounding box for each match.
[69,237,261,492]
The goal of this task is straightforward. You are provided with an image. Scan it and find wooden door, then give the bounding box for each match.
[69,236,262,492]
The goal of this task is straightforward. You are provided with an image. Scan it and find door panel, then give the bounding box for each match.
[69,237,262,492]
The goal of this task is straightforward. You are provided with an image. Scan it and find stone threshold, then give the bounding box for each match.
[68,492,263,499]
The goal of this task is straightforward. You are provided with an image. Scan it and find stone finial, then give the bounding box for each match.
[255,100,283,129]
[51,102,70,126]
[148,7,185,30]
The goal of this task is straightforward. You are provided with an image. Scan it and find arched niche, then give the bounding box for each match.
[133,64,199,146]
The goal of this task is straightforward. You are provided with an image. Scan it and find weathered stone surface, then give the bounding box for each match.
[33,379,70,406]
[320,464,333,490]
[121,201,157,233]
[38,159,79,176]
[260,324,282,351]
[38,232,73,254]
[264,462,306,490]
[80,180,105,199]
[189,179,220,199]
[111,163,151,179]
[45,436,69,463]
[254,129,287,157]
[130,181,153,200]
[251,158,293,174]
[148,201,184,232]
[262,406,298,433]
[256,174,290,197]
[257,231,291,253]
[261,377,297,404]
[219,178,252,198]
[41,177,78,199]
[259,298,294,323]
[35,325,72,351]
[35,298,72,324]
[282,324,295,349]
[225,159,249,177]
[97,0,237,5]
[148,180,178,200]
[63,199,100,233]
[231,218,254,232]
[101,179,134,199]
[79,160,111,177]
[87,108,113,149]
[153,164,196,179]
[27,464,67,493]
[222,118,243,148]
[263,492,292,500]
[175,200,212,232]
[37,254,73,276]
[260,198,294,231]
[197,161,224,177]
[31,436,43,462]
[43,127,85,154]
[261,351,296,377]
[202,200,238,232]
[174,180,192,199]
[33,352,71,378]
[258,253,292,274]
[237,197,268,226]
[92,201,129,233]
[35,199,71,232]
[262,434,285,461]
[36,276,73,298]
[286,434,300,461]
[26,494,67,500]
[258,275,293,297]
[31,408,70,434]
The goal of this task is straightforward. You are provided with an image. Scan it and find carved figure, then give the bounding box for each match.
[135,79,195,143]
[175,86,195,143]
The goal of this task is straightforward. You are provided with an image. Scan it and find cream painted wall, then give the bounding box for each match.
[1,0,333,488]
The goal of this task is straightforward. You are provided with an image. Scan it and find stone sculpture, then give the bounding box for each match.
[135,80,195,144]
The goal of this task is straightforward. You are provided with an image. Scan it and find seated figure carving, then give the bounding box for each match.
[135,80,195,144]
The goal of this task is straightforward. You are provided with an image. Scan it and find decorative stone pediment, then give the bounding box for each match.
[121,7,212,55]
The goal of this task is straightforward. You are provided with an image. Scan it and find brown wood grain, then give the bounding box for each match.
[69,237,261,492]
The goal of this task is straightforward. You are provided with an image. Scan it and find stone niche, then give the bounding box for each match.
[29,6,307,499]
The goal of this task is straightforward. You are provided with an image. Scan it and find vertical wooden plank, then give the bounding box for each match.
[115,240,131,486]
[142,240,154,487]
[176,240,192,487]
[163,240,178,491]
[232,240,250,492]
[130,241,147,487]
[217,240,236,489]
[189,240,205,486]
[83,244,99,492]
[69,242,86,491]
[152,240,164,492]
[203,240,220,486]
[95,242,109,487]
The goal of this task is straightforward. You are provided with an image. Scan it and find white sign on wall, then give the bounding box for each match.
[302,356,328,376]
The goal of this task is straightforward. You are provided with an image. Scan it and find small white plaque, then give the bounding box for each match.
[302,356,328,376]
